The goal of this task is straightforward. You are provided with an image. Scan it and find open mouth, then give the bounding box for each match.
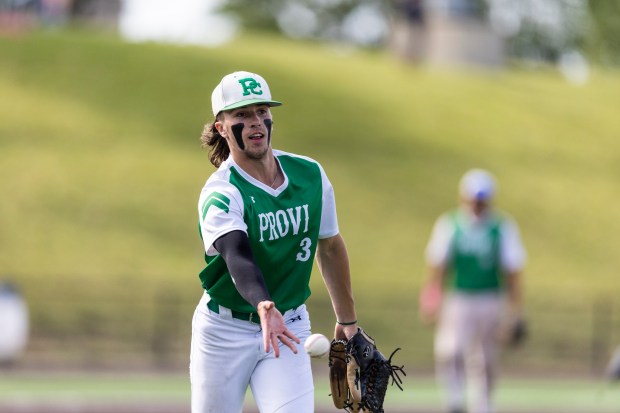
[249,132,264,140]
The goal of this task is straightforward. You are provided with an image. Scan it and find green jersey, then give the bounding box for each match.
[447,210,503,292]
[426,208,526,293]
[197,150,339,313]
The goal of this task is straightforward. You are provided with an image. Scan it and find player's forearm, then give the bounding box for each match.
[426,264,446,287]
[316,234,357,323]
[505,271,523,313]
[228,256,272,307]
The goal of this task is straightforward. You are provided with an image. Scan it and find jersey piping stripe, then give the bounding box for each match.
[202,192,231,219]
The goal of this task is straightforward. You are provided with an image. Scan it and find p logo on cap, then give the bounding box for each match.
[211,71,283,117]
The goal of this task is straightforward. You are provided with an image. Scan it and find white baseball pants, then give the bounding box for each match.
[434,292,504,413]
[190,292,314,413]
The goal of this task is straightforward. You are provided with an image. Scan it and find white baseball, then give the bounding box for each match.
[304,333,330,358]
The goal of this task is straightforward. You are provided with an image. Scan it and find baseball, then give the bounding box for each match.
[304,333,330,358]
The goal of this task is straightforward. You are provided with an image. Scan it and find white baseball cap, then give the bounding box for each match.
[459,169,496,201]
[211,71,283,117]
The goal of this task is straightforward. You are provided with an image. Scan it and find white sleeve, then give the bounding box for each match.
[198,180,247,255]
[500,217,526,273]
[425,215,454,266]
[317,163,339,239]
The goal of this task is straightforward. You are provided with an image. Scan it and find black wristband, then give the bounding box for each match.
[337,320,357,326]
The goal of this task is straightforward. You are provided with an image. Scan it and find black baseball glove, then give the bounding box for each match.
[501,316,528,348]
[345,328,405,413]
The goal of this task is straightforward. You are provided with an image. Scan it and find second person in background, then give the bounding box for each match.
[420,168,527,413]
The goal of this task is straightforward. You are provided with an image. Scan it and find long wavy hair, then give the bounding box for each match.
[200,114,229,168]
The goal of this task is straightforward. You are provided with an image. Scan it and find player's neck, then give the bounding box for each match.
[232,150,281,188]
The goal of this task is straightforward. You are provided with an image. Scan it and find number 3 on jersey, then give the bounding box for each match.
[296,237,312,262]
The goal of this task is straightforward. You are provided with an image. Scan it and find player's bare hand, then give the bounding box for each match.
[419,280,442,326]
[257,301,300,357]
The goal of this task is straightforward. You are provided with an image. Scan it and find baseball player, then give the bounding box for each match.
[190,71,359,413]
[420,169,527,413]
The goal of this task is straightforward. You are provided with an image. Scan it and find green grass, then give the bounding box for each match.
[1,371,620,412]
[1,29,620,370]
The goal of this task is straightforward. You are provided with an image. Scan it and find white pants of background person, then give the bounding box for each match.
[434,292,503,413]
[190,292,314,413]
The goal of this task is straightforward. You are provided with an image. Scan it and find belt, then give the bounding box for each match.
[207,299,260,324]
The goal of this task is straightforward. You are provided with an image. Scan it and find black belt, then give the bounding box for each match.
[207,299,260,324]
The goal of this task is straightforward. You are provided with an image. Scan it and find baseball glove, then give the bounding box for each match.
[329,339,351,409]
[500,316,528,347]
[345,328,406,413]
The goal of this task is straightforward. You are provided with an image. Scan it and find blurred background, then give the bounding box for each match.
[1,0,620,412]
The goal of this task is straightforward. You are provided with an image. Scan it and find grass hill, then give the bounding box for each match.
[1,30,619,371]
